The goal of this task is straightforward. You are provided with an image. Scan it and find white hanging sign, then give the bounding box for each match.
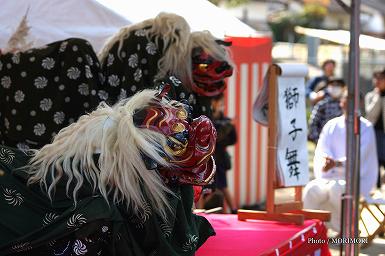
[276,64,309,187]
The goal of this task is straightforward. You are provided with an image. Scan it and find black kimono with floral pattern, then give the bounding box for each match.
[99,27,213,119]
[0,38,102,150]
[0,146,214,256]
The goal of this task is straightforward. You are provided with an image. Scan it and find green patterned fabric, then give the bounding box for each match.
[0,146,215,256]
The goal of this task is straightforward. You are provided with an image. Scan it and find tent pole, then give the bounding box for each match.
[341,0,361,255]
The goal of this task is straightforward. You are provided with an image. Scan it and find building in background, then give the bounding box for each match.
[217,0,385,92]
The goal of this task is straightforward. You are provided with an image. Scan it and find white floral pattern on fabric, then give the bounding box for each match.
[146,42,157,55]
[118,89,127,100]
[11,53,20,64]
[98,90,109,101]
[11,242,32,252]
[170,76,182,87]
[182,234,199,252]
[33,123,46,136]
[42,212,59,226]
[78,83,90,96]
[85,65,93,78]
[48,240,57,248]
[34,76,48,89]
[14,90,25,103]
[102,226,109,233]
[59,41,68,52]
[160,223,172,238]
[134,68,142,82]
[67,67,81,80]
[16,143,30,151]
[41,57,55,70]
[85,54,94,66]
[0,147,15,164]
[128,54,138,68]
[3,188,24,206]
[108,75,120,87]
[4,118,10,129]
[130,202,151,229]
[67,213,87,229]
[135,29,146,37]
[107,54,115,67]
[53,112,65,125]
[73,240,87,255]
[99,73,105,84]
[40,98,53,111]
[1,76,11,89]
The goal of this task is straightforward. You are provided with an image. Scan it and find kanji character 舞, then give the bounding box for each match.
[285,148,300,180]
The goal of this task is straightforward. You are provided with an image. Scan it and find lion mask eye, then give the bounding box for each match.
[172,123,185,133]
[176,109,188,120]
[199,64,208,71]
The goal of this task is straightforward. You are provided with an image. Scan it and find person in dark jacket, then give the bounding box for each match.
[308,78,345,143]
[306,59,336,105]
[211,93,237,213]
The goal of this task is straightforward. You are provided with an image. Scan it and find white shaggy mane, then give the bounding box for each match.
[27,90,174,220]
[98,12,233,90]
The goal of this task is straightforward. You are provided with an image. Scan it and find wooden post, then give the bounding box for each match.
[266,64,280,214]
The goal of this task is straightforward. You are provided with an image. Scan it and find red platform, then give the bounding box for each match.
[197,214,331,256]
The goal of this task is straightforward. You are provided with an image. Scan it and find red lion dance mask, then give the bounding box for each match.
[191,40,233,97]
[133,84,217,185]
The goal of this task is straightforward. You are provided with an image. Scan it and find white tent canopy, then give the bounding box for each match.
[0,0,129,52]
[0,0,259,53]
[95,0,259,38]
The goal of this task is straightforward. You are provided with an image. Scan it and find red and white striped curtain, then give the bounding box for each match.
[224,36,272,208]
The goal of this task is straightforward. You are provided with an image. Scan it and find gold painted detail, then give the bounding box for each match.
[172,123,185,133]
[176,109,188,120]
[145,109,158,128]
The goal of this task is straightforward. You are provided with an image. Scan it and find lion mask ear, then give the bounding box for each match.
[154,75,184,99]
[155,80,172,99]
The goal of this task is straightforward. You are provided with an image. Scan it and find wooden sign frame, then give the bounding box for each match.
[238,64,330,225]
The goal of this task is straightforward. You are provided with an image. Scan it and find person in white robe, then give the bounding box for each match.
[303,90,378,232]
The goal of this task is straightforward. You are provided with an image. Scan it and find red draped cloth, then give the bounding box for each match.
[197,214,331,256]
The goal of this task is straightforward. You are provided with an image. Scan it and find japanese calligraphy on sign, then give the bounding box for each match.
[276,64,309,187]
